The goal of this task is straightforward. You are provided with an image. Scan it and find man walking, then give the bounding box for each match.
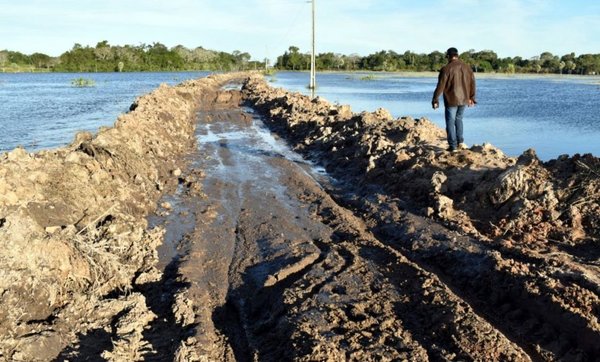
[432,47,477,152]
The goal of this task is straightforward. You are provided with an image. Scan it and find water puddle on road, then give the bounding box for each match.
[196,106,327,186]
[148,104,328,270]
[148,183,197,271]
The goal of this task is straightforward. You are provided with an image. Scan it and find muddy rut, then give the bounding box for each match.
[1,73,598,361]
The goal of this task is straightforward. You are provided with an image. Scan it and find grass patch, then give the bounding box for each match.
[263,68,277,76]
[359,74,377,81]
[71,77,96,87]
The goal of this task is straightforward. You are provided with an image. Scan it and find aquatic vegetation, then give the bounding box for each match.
[71,77,96,87]
[359,74,377,81]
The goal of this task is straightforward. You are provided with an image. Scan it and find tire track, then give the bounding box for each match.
[344,191,600,361]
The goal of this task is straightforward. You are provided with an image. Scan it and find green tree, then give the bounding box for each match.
[232,50,251,70]
[577,54,600,75]
[7,51,31,65]
[0,51,8,69]
[30,53,51,68]
[287,46,303,70]
[428,51,445,71]
[539,52,559,73]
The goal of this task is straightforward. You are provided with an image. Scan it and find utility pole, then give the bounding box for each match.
[309,0,316,90]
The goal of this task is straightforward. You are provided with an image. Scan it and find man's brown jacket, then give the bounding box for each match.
[432,59,476,107]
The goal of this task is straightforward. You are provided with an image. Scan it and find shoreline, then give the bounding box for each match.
[3,68,600,80]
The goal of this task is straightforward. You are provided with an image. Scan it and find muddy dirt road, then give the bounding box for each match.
[1,73,598,361]
[162,90,530,361]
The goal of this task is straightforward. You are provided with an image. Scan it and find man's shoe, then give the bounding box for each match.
[458,143,468,150]
[446,147,457,152]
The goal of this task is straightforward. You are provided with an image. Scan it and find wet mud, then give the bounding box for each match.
[0,72,598,361]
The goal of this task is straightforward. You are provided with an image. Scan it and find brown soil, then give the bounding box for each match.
[0,72,598,361]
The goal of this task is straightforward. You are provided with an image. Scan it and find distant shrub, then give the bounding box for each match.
[359,74,376,81]
[71,77,96,87]
[263,68,277,76]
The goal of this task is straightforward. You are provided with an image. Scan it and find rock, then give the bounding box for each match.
[431,171,447,193]
[359,112,380,126]
[172,168,182,177]
[173,292,196,327]
[1,191,19,205]
[373,108,393,121]
[65,151,85,163]
[71,131,94,148]
[133,174,144,184]
[435,195,455,219]
[45,226,62,234]
[134,267,162,285]
[337,105,353,119]
[7,147,30,162]
[516,148,539,166]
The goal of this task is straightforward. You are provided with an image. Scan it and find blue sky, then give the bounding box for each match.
[1,0,599,61]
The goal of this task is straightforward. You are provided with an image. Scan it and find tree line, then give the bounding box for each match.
[276,46,600,75]
[3,41,600,75]
[0,41,263,72]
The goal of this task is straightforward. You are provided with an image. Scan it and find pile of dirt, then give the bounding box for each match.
[0,72,247,360]
[242,75,600,360]
[243,75,600,247]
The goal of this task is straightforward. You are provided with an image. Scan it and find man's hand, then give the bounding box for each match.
[432,100,439,110]
[468,99,475,107]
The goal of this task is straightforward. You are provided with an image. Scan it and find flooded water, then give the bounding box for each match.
[197,106,326,186]
[271,72,600,160]
[2,71,599,160]
[0,71,209,152]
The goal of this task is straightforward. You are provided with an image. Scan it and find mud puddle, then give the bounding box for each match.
[148,183,196,270]
[197,106,327,181]
[146,101,320,268]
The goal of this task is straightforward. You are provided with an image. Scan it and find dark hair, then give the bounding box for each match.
[446,47,459,57]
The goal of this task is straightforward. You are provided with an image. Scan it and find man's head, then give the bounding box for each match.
[446,47,459,59]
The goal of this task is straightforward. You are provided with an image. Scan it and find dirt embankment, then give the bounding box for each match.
[0,72,247,361]
[242,75,600,361]
[243,76,600,246]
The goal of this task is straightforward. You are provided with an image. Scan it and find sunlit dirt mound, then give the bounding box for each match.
[243,75,600,247]
[0,72,247,360]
